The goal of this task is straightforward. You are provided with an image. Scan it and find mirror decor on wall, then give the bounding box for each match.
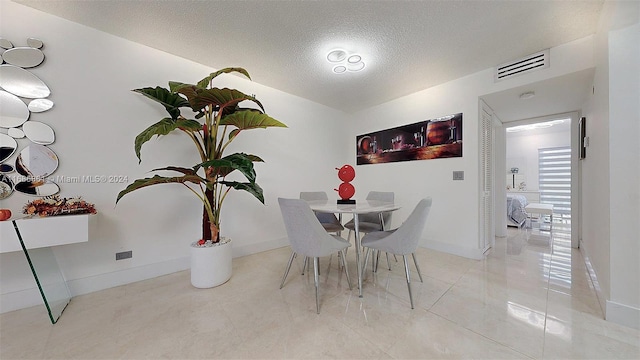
[0,37,59,197]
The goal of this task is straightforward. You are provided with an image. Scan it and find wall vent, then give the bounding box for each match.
[494,49,549,82]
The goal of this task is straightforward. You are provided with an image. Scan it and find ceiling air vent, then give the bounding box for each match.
[494,49,549,82]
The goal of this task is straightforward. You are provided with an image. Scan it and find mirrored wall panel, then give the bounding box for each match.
[0,174,13,199]
[2,47,45,68]
[28,98,53,113]
[23,121,54,145]
[15,180,59,196]
[1,37,59,199]
[0,64,50,99]
[15,144,58,178]
[0,133,18,162]
[0,90,30,128]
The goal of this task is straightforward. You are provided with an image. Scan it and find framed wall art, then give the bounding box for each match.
[356,113,462,165]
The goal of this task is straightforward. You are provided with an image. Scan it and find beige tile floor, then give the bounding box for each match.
[1,227,639,359]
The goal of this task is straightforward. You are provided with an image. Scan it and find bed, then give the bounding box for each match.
[507,194,528,227]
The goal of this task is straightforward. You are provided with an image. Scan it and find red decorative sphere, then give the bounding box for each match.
[336,164,355,182]
[334,182,355,200]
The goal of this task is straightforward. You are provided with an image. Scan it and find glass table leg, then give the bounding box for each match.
[12,220,71,324]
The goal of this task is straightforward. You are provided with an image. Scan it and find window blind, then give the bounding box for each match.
[538,146,571,215]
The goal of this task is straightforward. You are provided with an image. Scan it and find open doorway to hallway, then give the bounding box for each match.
[505,116,573,243]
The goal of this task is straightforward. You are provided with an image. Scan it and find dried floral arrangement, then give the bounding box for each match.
[23,196,97,217]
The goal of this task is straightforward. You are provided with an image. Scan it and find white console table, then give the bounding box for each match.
[1,214,94,323]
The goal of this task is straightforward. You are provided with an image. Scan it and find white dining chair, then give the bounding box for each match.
[278,198,352,313]
[344,191,395,269]
[299,191,346,273]
[299,191,344,234]
[361,197,432,309]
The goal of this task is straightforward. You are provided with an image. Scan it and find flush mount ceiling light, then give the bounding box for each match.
[506,119,566,132]
[333,65,347,74]
[326,49,365,74]
[327,49,347,63]
[347,55,361,63]
[519,91,536,100]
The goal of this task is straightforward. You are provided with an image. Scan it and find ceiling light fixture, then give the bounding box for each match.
[326,49,365,74]
[519,91,536,100]
[347,55,361,63]
[333,65,347,74]
[327,49,347,63]
[506,119,566,133]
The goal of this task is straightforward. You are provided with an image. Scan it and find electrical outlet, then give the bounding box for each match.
[453,171,464,180]
[116,251,132,260]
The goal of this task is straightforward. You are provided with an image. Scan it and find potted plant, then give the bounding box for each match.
[116,67,286,288]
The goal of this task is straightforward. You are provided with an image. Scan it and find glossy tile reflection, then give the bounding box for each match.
[1,227,638,359]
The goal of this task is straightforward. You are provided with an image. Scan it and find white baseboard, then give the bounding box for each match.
[580,239,607,317]
[232,237,289,258]
[67,256,191,297]
[606,300,640,330]
[0,287,44,313]
[0,237,290,314]
[420,238,485,260]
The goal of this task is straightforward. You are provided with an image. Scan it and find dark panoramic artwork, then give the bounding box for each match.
[356,113,463,165]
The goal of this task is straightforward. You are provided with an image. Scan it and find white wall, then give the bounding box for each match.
[581,0,639,329]
[0,2,350,312]
[607,20,640,329]
[347,38,594,259]
[506,125,571,192]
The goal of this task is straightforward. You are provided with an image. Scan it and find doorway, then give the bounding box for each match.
[502,112,579,247]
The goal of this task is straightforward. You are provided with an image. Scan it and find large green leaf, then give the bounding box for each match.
[180,88,265,114]
[151,166,198,176]
[245,154,264,163]
[133,87,189,119]
[134,118,201,163]
[116,174,206,204]
[219,181,264,204]
[196,68,251,89]
[168,81,196,97]
[197,153,257,181]
[221,110,287,130]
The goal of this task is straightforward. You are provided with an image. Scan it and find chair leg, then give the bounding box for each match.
[362,248,371,279]
[403,255,414,309]
[314,257,320,314]
[280,251,296,289]
[412,253,424,283]
[301,256,318,275]
[374,250,381,273]
[340,249,352,290]
[386,252,392,270]
[373,250,378,273]
[302,256,308,275]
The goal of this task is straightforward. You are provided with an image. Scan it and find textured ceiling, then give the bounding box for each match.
[14,0,603,113]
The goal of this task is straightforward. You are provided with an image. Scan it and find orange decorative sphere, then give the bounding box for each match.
[0,209,11,221]
[336,164,355,182]
[334,182,355,200]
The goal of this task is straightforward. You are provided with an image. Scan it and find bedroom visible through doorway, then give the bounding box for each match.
[505,116,573,242]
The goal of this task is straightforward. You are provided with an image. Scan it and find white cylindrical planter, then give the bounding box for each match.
[190,238,232,288]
